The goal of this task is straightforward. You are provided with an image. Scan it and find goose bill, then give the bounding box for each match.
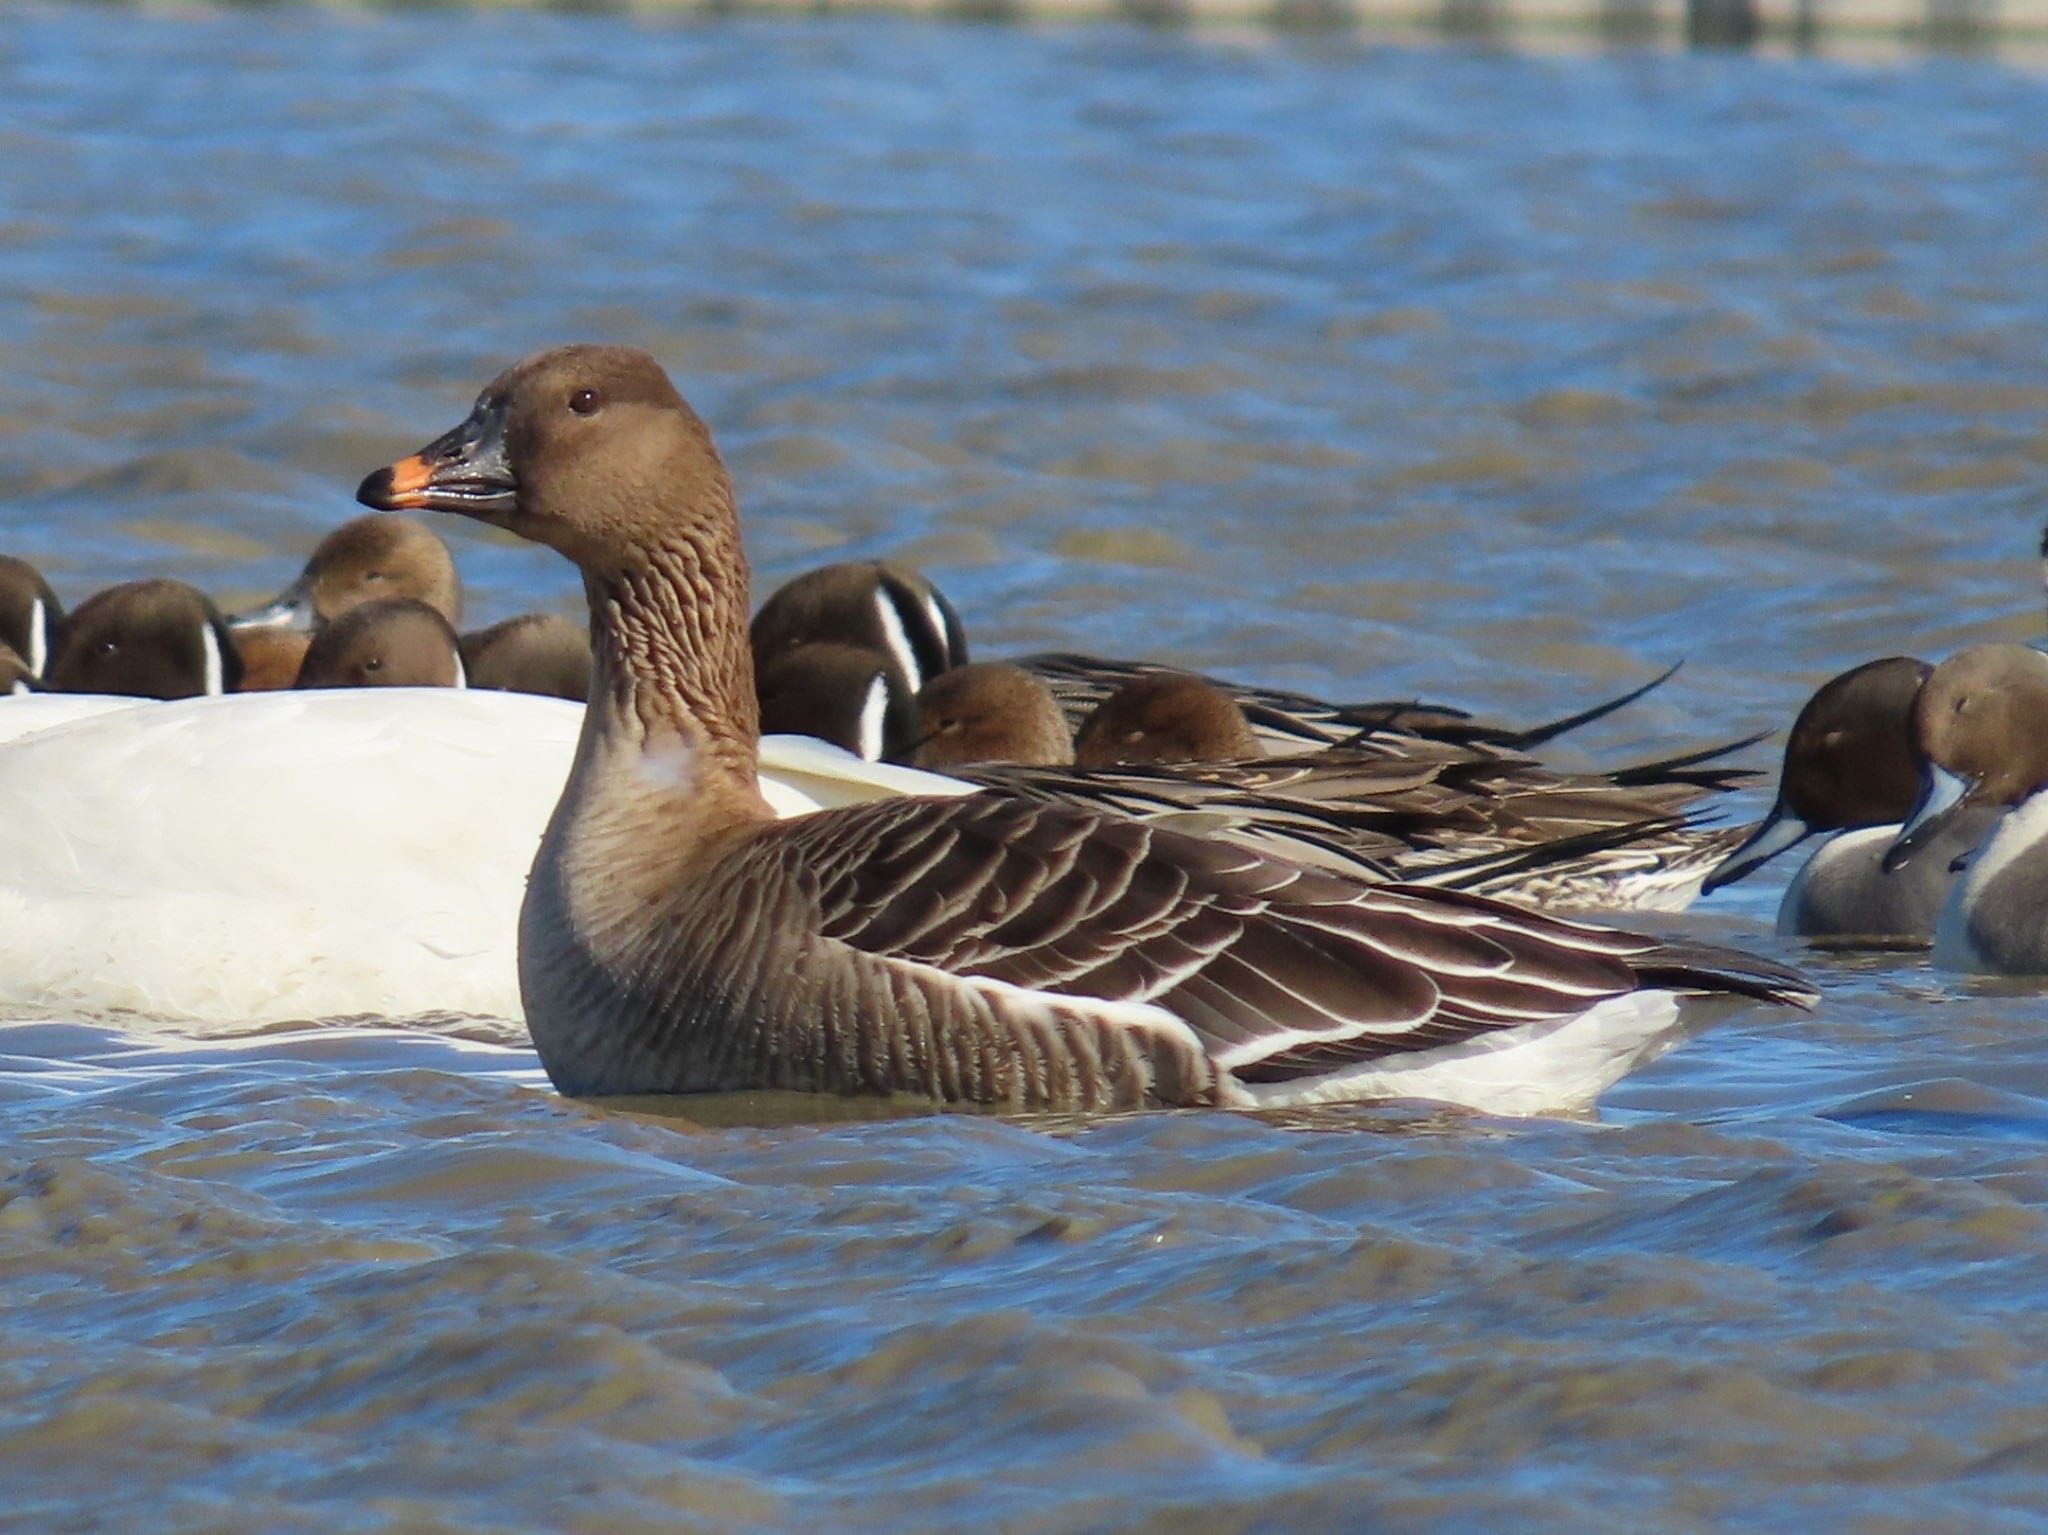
[356,396,516,517]
[1699,805,1812,894]
[1882,764,1973,874]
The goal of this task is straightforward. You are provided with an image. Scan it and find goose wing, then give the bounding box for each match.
[754,790,1810,1090]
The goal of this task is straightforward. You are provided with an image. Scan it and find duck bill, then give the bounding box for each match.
[1881,764,1974,874]
[355,395,515,521]
[1700,805,1812,894]
[231,578,315,632]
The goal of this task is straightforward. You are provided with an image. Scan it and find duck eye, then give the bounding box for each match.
[364,656,382,672]
[366,571,385,583]
[569,388,603,417]
[98,640,118,657]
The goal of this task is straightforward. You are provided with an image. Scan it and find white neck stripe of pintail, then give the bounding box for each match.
[857,672,889,763]
[27,597,46,677]
[452,652,468,690]
[1956,785,2048,906]
[922,590,954,664]
[870,584,923,693]
[201,620,224,696]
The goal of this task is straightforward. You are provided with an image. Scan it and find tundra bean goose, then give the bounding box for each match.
[358,344,1813,1114]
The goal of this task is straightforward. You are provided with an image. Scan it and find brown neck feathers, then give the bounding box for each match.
[585,519,760,782]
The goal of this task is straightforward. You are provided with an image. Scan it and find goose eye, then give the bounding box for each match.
[366,571,385,583]
[98,640,118,657]
[569,388,603,417]
[364,656,382,672]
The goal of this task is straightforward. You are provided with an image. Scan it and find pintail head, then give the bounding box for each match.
[0,555,62,678]
[1702,654,1930,893]
[295,597,466,690]
[750,560,968,696]
[45,578,243,699]
[237,514,460,633]
[909,662,1073,769]
[756,641,920,762]
[459,612,592,702]
[1075,673,1260,768]
[1884,644,2048,873]
[232,626,313,691]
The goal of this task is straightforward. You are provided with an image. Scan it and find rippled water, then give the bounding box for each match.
[5,10,2048,1529]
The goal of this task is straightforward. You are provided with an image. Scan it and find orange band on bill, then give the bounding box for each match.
[376,454,435,508]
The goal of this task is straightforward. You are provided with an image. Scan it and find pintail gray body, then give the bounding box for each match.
[1884,644,2048,975]
[1703,655,1983,946]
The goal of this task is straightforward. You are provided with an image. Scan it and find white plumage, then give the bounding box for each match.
[0,690,966,1030]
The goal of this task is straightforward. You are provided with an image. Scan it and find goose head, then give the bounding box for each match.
[1701,655,1929,893]
[357,345,761,769]
[359,346,723,576]
[45,578,243,699]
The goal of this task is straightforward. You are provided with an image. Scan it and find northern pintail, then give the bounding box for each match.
[1884,644,2048,975]
[295,598,467,690]
[238,512,603,702]
[911,662,1075,770]
[232,627,312,691]
[751,558,1680,758]
[1702,656,1993,946]
[757,641,920,764]
[751,637,1753,911]
[237,513,463,632]
[44,579,241,699]
[0,556,61,681]
[461,612,591,702]
[357,343,1813,1115]
[751,559,968,701]
[1074,673,1260,767]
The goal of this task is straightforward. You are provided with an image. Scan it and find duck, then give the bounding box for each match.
[238,511,604,702]
[750,559,968,698]
[231,627,313,691]
[1700,656,1993,945]
[43,578,243,699]
[750,558,1680,757]
[1074,673,1260,767]
[752,635,1752,911]
[461,612,591,701]
[1883,644,2048,975]
[0,555,62,680]
[911,662,1074,770]
[236,512,463,631]
[757,641,920,764]
[295,598,467,690]
[356,342,1813,1115]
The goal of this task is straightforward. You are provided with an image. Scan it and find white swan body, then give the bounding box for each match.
[0,690,969,1029]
